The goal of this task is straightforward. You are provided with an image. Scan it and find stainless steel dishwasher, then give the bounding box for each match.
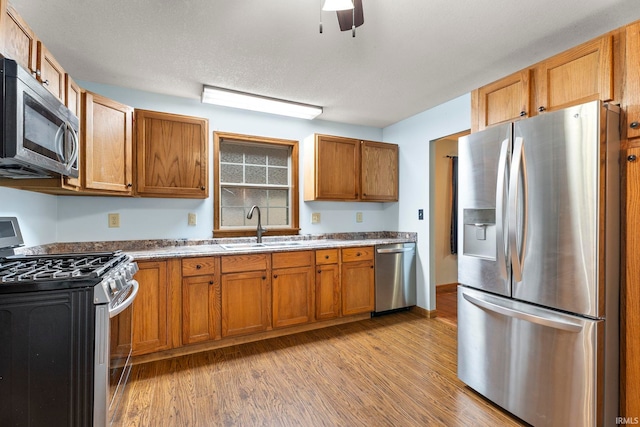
[374,243,416,314]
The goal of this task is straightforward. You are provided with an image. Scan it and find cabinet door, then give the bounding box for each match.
[36,41,65,103]
[182,275,220,344]
[316,263,340,320]
[132,261,170,356]
[536,35,613,113]
[135,110,209,198]
[623,146,640,417]
[625,22,640,141]
[474,69,532,131]
[341,260,375,315]
[221,271,271,337]
[83,91,134,194]
[1,3,37,74]
[272,266,314,328]
[361,140,398,201]
[312,134,360,200]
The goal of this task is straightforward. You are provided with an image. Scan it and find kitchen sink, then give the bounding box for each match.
[219,241,305,250]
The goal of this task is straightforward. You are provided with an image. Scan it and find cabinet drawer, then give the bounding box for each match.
[182,257,217,276]
[272,251,313,269]
[341,246,374,263]
[316,249,339,265]
[221,254,269,273]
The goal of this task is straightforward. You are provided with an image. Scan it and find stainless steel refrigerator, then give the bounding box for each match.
[456,100,620,426]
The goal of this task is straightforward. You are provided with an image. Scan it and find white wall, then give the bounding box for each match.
[5,82,400,243]
[382,93,470,311]
[0,186,58,246]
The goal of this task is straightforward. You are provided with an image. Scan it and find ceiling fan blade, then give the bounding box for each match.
[336,0,364,31]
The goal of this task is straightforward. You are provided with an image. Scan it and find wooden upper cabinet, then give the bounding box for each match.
[473,69,532,132]
[82,91,134,194]
[625,22,640,142]
[135,110,209,198]
[36,41,66,103]
[361,140,398,201]
[1,3,37,74]
[305,134,399,202]
[305,134,360,201]
[536,34,613,113]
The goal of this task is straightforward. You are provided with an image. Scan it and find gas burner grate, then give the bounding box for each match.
[0,251,126,284]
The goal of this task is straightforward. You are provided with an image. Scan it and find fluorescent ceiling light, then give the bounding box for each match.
[322,0,354,11]
[202,86,323,120]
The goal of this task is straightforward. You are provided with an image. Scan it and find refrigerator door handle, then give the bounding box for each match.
[495,138,510,279]
[508,136,527,282]
[462,292,583,332]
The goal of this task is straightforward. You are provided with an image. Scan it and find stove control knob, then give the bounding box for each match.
[108,278,118,293]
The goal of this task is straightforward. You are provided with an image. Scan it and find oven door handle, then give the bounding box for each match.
[109,280,139,318]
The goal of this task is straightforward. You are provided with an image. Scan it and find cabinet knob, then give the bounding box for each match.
[200,186,205,190]
[262,276,266,280]
[324,255,329,259]
[631,121,639,129]
[209,280,214,285]
[356,252,361,257]
[519,111,527,117]
[318,270,322,273]
[538,106,546,112]
[42,79,50,86]
[126,183,133,188]
[196,264,202,269]
[36,69,41,77]
[628,155,637,162]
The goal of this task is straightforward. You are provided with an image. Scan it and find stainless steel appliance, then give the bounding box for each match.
[457,101,620,426]
[0,57,79,179]
[374,243,416,314]
[0,217,138,426]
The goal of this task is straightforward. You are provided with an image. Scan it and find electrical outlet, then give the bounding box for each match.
[311,212,321,224]
[188,212,197,226]
[418,209,424,220]
[356,212,363,223]
[108,213,120,228]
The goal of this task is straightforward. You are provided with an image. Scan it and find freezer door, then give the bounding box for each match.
[457,123,512,296]
[457,286,610,427]
[510,101,618,318]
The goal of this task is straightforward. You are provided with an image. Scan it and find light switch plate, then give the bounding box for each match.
[108,213,120,228]
[356,212,363,223]
[188,212,197,226]
[311,213,321,224]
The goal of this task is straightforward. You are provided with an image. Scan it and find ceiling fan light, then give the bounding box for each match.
[322,0,354,11]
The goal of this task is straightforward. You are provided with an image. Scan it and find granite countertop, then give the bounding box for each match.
[18,232,417,261]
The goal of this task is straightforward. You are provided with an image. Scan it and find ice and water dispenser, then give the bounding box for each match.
[462,208,496,260]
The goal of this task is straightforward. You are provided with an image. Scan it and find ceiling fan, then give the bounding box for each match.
[320,0,364,37]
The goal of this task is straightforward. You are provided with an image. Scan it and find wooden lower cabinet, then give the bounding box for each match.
[316,264,340,320]
[132,260,171,356]
[341,247,375,316]
[272,266,313,328]
[182,275,220,345]
[221,270,271,337]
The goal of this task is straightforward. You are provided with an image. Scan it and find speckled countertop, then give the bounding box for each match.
[18,232,417,261]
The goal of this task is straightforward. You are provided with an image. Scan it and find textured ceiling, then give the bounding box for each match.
[9,0,640,127]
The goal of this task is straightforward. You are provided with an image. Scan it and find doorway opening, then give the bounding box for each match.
[430,129,469,326]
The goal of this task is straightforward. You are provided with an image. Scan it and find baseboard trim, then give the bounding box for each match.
[436,283,458,294]
[411,305,437,318]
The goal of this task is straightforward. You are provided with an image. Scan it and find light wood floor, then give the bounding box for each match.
[116,310,526,426]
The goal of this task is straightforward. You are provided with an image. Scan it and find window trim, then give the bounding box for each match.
[213,131,300,237]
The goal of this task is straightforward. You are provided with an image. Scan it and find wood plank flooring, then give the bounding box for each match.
[116,310,526,426]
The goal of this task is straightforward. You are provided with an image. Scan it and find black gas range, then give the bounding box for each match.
[0,217,138,426]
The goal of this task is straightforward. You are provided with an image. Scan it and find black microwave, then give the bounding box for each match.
[0,57,79,179]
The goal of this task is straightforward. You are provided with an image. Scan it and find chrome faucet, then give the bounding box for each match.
[247,205,266,243]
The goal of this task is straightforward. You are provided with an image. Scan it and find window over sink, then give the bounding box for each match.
[213,132,300,237]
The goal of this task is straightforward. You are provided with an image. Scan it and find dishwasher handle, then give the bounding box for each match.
[376,247,415,254]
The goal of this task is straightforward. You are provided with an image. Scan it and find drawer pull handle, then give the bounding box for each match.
[631,121,640,129]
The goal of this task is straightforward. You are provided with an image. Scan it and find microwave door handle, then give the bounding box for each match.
[65,122,79,170]
[54,122,66,162]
